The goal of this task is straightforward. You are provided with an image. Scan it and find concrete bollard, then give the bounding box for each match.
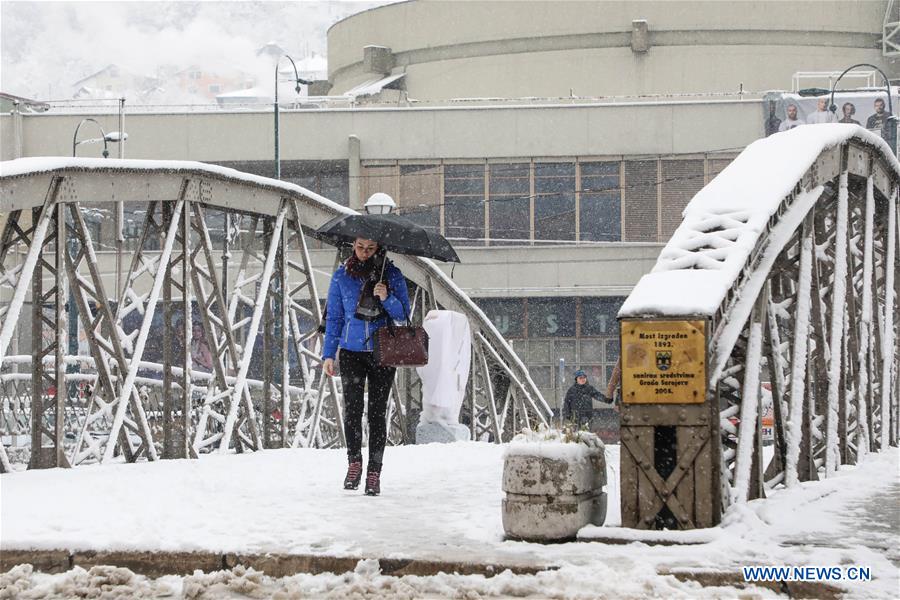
[501,433,606,542]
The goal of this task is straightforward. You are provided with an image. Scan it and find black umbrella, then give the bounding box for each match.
[315,213,461,263]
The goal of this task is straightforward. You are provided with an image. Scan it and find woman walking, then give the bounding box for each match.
[322,237,410,496]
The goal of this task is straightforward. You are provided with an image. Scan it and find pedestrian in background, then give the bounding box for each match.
[562,369,609,428]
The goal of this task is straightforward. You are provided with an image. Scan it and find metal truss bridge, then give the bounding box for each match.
[617,126,898,529]
[0,158,549,472]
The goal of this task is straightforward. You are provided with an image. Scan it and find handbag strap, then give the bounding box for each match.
[364,292,412,345]
[378,299,411,341]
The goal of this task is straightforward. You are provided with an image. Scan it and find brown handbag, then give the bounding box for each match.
[373,323,429,367]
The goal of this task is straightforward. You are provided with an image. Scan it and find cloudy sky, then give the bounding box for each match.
[1,1,388,102]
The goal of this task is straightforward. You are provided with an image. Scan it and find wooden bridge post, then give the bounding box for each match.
[618,318,717,529]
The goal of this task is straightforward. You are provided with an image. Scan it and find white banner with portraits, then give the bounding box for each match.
[763,90,899,144]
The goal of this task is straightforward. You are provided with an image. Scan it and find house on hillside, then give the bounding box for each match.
[70,64,160,100]
[171,66,256,102]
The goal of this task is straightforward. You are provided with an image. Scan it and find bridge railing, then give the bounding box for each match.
[0,158,549,471]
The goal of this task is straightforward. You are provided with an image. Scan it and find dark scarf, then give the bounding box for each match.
[345,251,385,280]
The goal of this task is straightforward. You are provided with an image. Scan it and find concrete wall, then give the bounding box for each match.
[0,99,762,163]
[328,0,894,98]
[433,244,662,298]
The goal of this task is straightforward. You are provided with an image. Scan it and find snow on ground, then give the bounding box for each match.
[0,558,782,599]
[1,442,898,598]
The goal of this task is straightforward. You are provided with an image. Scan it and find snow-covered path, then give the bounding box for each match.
[1,442,606,565]
[2,442,898,598]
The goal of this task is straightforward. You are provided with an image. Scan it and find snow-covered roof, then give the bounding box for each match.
[0,92,50,113]
[216,86,270,100]
[344,73,405,98]
[619,124,899,319]
[72,86,121,100]
[70,64,157,88]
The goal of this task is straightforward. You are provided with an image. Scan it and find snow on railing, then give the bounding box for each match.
[620,124,899,320]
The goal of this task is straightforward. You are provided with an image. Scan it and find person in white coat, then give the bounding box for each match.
[807,98,836,124]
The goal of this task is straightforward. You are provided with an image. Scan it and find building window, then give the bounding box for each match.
[488,163,530,245]
[361,164,399,208]
[580,297,624,336]
[580,161,620,242]
[605,338,619,364]
[208,84,221,94]
[444,164,484,244]
[622,160,658,242]
[398,164,440,233]
[707,158,733,182]
[190,70,202,80]
[474,298,524,337]
[534,162,575,243]
[660,159,704,238]
[527,297,576,338]
[211,159,348,206]
[476,296,627,408]
[319,169,350,205]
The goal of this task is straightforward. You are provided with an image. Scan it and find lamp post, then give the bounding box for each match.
[829,63,897,156]
[274,55,311,180]
[272,55,309,393]
[69,118,129,398]
[116,98,125,307]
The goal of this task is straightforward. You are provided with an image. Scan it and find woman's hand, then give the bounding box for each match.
[323,358,335,377]
[373,282,388,301]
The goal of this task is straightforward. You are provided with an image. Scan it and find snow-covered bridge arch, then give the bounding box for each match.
[618,125,899,529]
[0,158,549,471]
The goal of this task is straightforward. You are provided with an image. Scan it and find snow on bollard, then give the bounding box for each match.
[502,425,606,542]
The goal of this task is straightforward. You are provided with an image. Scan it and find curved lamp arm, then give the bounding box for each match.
[828,63,893,116]
[829,63,896,156]
[275,54,310,103]
[72,118,110,158]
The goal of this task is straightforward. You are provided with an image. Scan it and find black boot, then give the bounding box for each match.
[365,463,381,496]
[344,458,363,490]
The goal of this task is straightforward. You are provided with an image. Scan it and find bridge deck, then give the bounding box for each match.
[2,443,898,597]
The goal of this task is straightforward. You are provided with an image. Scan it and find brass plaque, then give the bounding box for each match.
[621,320,706,404]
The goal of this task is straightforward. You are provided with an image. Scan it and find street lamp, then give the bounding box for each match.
[829,63,897,156]
[364,192,397,215]
[72,118,127,158]
[274,54,311,180]
[69,118,128,392]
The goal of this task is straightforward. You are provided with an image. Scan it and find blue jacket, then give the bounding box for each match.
[322,261,411,359]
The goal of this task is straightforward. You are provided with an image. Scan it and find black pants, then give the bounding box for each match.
[339,349,396,466]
